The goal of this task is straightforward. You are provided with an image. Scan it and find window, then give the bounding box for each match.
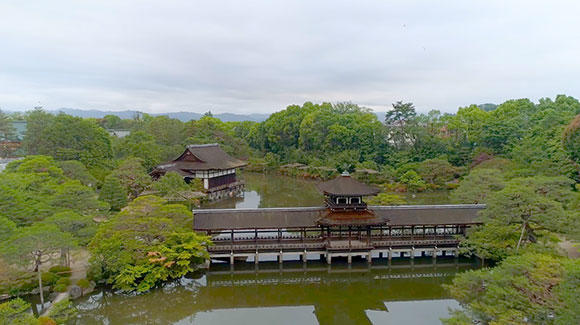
[350,197,360,204]
[336,197,347,204]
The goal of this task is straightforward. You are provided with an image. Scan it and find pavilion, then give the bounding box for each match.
[151,144,247,200]
[194,172,484,264]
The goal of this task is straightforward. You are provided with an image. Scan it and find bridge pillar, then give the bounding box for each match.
[347,253,352,264]
[433,246,438,261]
[366,253,372,264]
[411,247,415,259]
[326,254,332,265]
[379,252,383,259]
[388,248,392,261]
[254,251,259,264]
[229,253,234,265]
[302,250,307,263]
[278,250,283,264]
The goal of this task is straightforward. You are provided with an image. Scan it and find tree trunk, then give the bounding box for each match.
[37,268,44,311]
[516,221,527,252]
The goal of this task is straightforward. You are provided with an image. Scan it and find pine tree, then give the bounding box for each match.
[99,175,127,211]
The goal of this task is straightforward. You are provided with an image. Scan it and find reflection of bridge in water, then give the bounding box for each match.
[196,259,477,325]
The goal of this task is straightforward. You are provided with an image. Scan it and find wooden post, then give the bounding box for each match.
[302,249,307,263]
[326,254,332,265]
[347,253,352,264]
[388,247,392,261]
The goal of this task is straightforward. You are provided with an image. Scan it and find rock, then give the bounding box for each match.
[68,285,82,299]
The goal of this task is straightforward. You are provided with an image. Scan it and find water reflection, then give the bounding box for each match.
[73,258,475,325]
[202,173,450,209]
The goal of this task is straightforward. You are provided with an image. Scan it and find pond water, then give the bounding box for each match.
[202,172,451,209]
[72,259,474,325]
[70,173,466,324]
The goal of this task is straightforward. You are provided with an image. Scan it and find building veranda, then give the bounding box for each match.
[194,172,484,265]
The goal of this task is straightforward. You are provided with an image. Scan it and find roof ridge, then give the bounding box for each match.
[187,143,219,148]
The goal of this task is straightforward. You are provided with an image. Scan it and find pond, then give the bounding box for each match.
[202,172,451,209]
[70,172,466,324]
[72,259,475,325]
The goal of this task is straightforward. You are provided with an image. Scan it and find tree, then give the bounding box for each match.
[58,160,97,187]
[0,216,16,241]
[444,254,580,325]
[99,175,127,211]
[450,168,505,204]
[399,170,426,192]
[384,101,417,150]
[416,158,458,186]
[150,171,203,203]
[462,181,567,260]
[0,224,76,309]
[43,211,97,246]
[24,112,113,168]
[110,157,152,199]
[0,109,15,142]
[366,193,406,205]
[563,114,580,164]
[88,196,209,292]
[0,298,37,325]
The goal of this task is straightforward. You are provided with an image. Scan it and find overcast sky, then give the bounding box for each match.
[1,1,579,114]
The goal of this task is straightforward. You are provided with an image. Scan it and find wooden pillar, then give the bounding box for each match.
[278,250,283,264]
[411,246,415,259]
[433,246,437,260]
[366,253,372,264]
[230,252,234,265]
[388,247,392,261]
[347,253,352,264]
[326,254,332,265]
[255,250,259,264]
[348,226,352,249]
[302,249,307,263]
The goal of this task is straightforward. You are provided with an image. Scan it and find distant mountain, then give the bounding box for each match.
[50,108,270,122]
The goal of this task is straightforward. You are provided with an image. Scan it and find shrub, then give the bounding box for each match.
[53,283,68,292]
[48,265,72,277]
[37,316,57,325]
[47,298,77,324]
[41,272,59,286]
[76,278,90,289]
[56,277,71,286]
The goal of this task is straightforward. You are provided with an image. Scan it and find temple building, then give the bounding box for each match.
[194,172,485,264]
[151,144,247,200]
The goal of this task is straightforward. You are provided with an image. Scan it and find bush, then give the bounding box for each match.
[48,265,72,277]
[41,272,59,286]
[53,283,68,292]
[37,316,57,325]
[76,278,90,289]
[47,298,77,324]
[56,277,71,286]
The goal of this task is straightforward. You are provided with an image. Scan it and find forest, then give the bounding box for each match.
[0,94,579,324]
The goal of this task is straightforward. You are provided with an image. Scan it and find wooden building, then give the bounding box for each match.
[194,173,485,264]
[151,144,247,200]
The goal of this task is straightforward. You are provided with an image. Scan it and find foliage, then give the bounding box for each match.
[88,196,210,292]
[443,254,579,325]
[0,109,16,142]
[563,114,580,164]
[450,168,505,204]
[0,298,36,325]
[399,170,426,192]
[110,157,152,199]
[43,212,97,246]
[415,158,459,186]
[366,193,406,205]
[99,175,127,211]
[150,172,203,203]
[57,160,97,187]
[0,216,16,241]
[0,223,76,271]
[24,110,113,168]
[46,298,77,324]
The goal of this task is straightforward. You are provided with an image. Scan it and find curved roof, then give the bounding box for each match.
[152,144,247,175]
[316,173,379,196]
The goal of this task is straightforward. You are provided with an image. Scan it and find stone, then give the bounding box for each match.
[68,285,82,299]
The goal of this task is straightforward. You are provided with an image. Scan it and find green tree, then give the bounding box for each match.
[450,168,505,204]
[24,112,113,168]
[0,224,76,308]
[150,171,203,202]
[444,254,579,325]
[399,170,426,192]
[88,196,209,292]
[384,101,417,150]
[0,109,15,142]
[416,158,458,186]
[0,298,37,325]
[0,216,16,241]
[43,211,97,246]
[563,114,580,164]
[110,157,152,199]
[58,160,97,187]
[99,175,127,211]
[366,193,406,205]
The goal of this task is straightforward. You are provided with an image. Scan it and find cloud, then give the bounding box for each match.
[1,0,579,113]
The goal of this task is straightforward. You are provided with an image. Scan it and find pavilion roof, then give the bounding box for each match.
[152,144,247,175]
[316,173,379,196]
[193,204,485,230]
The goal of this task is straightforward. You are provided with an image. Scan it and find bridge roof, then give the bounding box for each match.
[193,204,485,230]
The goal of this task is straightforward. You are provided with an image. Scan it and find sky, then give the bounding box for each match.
[1,0,579,114]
